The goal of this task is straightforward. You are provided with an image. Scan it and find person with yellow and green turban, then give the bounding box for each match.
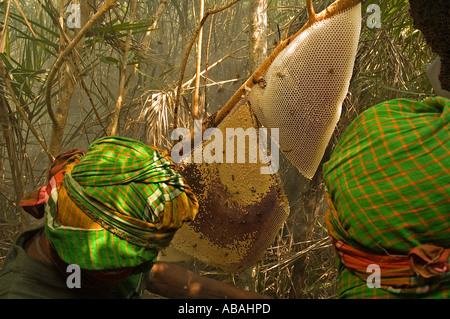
[0,136,267,299]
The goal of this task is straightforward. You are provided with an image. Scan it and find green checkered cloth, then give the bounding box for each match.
[323,96,450,298]
[44,136,198,270]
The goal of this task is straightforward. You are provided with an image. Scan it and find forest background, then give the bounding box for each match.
[0,0,435,298]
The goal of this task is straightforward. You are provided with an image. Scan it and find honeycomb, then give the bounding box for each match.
[248,4,361,179]
[161,1,362,272]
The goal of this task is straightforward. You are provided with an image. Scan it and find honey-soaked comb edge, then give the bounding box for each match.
[167,102,290,272]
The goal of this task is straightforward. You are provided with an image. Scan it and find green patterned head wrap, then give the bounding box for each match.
[37,136,198,270]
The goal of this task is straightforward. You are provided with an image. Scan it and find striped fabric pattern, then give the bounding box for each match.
[23,137,198,270]
[323,96,450,298]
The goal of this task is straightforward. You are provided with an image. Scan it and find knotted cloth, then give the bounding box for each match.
[20,136,198,270]
[323,97,450,298]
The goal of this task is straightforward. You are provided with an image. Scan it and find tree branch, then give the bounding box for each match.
[192,0,205,120]
[0,90,24,204]
[45,0,116,127]
[0,57,55,161]
[106,0,138,136]
[306,0,316,24]
[173,0,241,130]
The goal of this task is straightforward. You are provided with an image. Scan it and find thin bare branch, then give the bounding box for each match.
[173,0,241,129]
[107,0,138,136]
[0,0,12,53]
[12,0,37,37]
[0,57,55,161]
[306,0,316,23]
[203,13,215,115]
[45,0,117,127]
[192,0,205,119]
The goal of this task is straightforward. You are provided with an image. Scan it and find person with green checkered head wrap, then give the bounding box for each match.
[0,136,198,298]
[323,0,450,299]
[0,136,268,299]
[46,136,199,272]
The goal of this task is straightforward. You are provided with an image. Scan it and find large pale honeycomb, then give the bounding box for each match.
[248,4,361,179]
